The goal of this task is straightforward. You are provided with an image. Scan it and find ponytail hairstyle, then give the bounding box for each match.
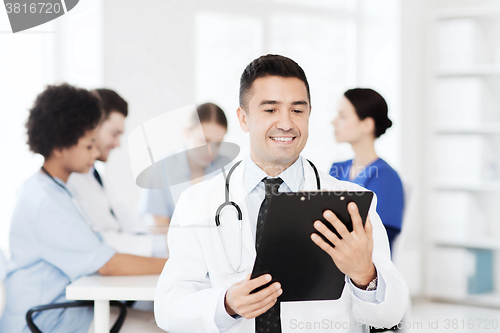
[344,88,392,138]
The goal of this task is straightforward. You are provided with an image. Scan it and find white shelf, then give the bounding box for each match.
[434,183,500,192]
[435,65,500,77]
[434,6,500,20]
[435,124,500,135]
[428,5,500,308]
[434,237,500,250]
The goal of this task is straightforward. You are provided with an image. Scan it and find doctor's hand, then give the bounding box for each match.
[224,274,282,319]
[311,202,376,289]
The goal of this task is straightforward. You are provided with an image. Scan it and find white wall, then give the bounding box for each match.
[356,0,402,170]
[397,0,429,297]
[101,0,197,222]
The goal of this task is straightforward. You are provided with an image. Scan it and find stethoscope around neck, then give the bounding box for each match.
[215,159,321,274]
[41,167,97,232]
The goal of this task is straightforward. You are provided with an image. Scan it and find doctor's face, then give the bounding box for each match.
[237,76,310,173]
[96,111,125,162]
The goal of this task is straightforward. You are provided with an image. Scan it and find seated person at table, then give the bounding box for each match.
[0,84,167,333]
[67,88,166,257]
[141,103,228,240]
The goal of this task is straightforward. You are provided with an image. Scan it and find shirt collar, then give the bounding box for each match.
[244,155,304,193]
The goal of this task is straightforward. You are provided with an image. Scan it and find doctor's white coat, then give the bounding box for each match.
[154,157,408,332]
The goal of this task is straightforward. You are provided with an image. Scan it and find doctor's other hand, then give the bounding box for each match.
[224,274,282,319]
[311,202,376,289]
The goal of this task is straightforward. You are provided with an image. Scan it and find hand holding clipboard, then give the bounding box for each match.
[251,190,375,301]
[225,191,376,318]
[311,201,377,290]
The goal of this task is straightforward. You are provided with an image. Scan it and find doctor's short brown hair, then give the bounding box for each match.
[239,54,311,110]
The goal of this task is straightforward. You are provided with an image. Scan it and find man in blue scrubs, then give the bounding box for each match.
[0,84,167,333]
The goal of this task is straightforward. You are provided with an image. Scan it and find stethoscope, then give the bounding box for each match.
[215,159,321,273]
[41,167,96,232]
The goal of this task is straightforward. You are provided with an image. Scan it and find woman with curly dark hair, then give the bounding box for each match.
[0,84,167,333]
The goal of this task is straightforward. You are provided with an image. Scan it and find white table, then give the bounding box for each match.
[66,274,160,333]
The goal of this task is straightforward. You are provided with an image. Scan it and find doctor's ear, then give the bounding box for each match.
[237,106,249,133]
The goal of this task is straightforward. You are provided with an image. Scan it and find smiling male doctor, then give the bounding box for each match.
[154,55,408,333]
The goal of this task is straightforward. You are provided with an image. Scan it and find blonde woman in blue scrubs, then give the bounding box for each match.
[0,84,167,333]
[330,88,404,251]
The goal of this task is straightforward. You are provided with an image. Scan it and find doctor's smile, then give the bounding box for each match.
[269,136,295,143]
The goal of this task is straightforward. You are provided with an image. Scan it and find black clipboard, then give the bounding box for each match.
[250,190,373,302]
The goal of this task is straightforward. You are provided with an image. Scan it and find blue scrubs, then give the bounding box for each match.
[329,158,404,249]
[142,180,176,219]
[0,172,115,333]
